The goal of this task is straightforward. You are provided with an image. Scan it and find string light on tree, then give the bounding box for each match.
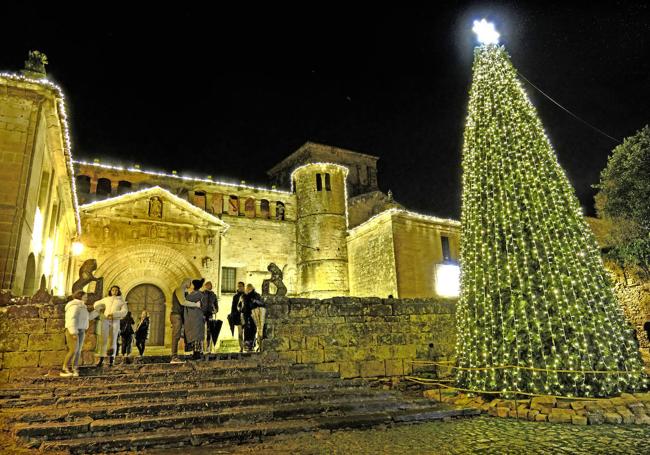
[455,19,647,397]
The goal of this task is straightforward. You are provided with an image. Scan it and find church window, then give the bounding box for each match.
[75,175,91,194]
[96,178,112,197]
[193,191,206,210]
[260,199,270,218]
[325,173,331,191]
[316,173,322,191]
[221,267,237,293]
[245,198,255,218]
[276,201,285,220]
[117,180,132,195]
[441,235,452,262]
[228,195,239,216]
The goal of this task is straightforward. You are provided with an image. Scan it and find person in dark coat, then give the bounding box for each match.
[242,284,262,352]
[119,311,135,357]
[228,282,246,352]
[202,281,219,352]
[183,279,206,360]
[246,284,266,352]
[135,310,150,357]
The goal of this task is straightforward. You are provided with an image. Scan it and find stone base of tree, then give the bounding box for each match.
[423,390,650,425]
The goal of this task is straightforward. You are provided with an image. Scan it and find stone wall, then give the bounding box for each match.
[608,264,650,348]
[263,296,457,378]
[0,296,97,382]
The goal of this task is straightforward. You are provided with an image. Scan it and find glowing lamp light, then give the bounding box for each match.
[435,263,460,298]
[472,19,500,45]
[71,241,84,256]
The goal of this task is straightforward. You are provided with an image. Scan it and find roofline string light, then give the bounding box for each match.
[348,207,461,236]
[75,160,293,195]
[0,72,82,235]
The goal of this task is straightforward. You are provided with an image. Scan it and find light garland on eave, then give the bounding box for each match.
[74,160,293,196]
[79,185,230,234]
[455,40,647,398]
[347,207,461,237]
[0,72,82,235]
[290,162,351,228]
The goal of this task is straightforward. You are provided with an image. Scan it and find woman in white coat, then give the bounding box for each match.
[62,290,99,377]
[94,285,128,367]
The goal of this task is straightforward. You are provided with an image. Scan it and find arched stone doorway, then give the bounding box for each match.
[126,284,166,346]
[94,241,201,349]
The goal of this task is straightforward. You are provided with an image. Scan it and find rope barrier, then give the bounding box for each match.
[405,376,617,401]
[408,360,644,375]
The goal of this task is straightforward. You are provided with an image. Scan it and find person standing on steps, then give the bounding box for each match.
[62,290,99,377]
[183,278,206,360]
[94,285,128,367]
[170,278,191,364]
[202,281,218,355]
[120,311,135,360]
[228,282,246,353]
[242,284,260,352]
[246,284,266,352]
[135,310,150,358]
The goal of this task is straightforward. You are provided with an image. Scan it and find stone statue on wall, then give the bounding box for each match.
[262,262,287,296]
[71,259,104,303]
[149,197,163,218]
[23,50,48,76]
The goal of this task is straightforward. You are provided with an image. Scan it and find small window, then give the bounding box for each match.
[221,267,237,293]
[316,173,322,191]
[228,195,239,216]
[276,201,285,220]
[96,178,112,196]
[261,199,270,219]
[325,173,331,191]
[75,175,91,194]
[193,191,206,210]
[245,198,255,218]
[117,180,132,195]
[441,236,451,262]
[292,179,296,193]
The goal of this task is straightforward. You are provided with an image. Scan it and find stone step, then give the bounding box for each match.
[39,407,476,453]
[55,377,366,407]
[15,394,421,441]
[1,363,328,392]
[0,369,345,407]
[8,385,387,423]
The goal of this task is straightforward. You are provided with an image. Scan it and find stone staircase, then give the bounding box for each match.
[0,354,478,453]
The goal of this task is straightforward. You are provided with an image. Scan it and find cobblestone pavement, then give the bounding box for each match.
[148,416,650,455]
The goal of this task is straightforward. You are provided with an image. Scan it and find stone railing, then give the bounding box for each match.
[0,293,456,382]
[0,293,97,382]
[262,296,457,378]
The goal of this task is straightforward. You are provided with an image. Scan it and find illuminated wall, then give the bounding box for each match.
[348,209,460,299]
[0,76,78,296]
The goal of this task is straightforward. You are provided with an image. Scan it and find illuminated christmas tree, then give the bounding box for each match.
[455,20,646,397]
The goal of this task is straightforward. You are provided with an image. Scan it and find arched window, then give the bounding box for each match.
[316,173,322,191]
[23,253,36,296]
[228,195,239,216]
[260,199,270,219]
[75,175,91,194]
[96,178,112,197]
[39,274,47,292]
[245,198,255,218]
[325,173,331,191]
[193,191,206,210]
[117,180,132,195]
[276,201,285,221]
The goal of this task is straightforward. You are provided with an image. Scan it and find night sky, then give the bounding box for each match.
[2,3,648,218]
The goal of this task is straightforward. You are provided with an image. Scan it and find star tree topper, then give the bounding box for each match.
[472,19,500,45]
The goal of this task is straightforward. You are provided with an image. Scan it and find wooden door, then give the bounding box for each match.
[126,284,166,346]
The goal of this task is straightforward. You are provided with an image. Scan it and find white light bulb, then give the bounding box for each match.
[472,19,500,45]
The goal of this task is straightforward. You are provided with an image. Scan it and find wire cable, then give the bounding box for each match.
[517,71,621,144]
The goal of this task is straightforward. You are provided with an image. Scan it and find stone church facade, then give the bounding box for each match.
[1,72,461,349]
